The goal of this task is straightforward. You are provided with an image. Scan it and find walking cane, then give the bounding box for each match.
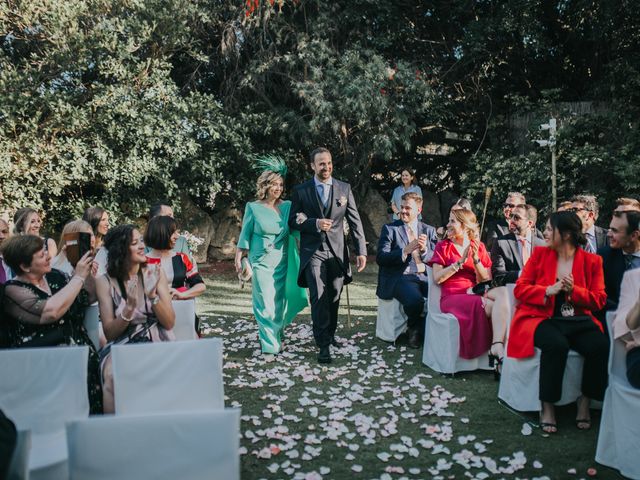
[343,219,352,329]
[480,187,493,237]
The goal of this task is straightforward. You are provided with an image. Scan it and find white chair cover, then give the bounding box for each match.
[0,346,89,478]
[83,303,101,349]
[171,299,198,341]
[375,298,408,342]
[111,338,224,415]
[422,267,491,374]
[595,314,640,479]
[66,410,240,480]
[498,284,583,411]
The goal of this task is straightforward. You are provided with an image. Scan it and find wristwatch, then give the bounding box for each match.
[473,257,481,265]
[149,295,160,306]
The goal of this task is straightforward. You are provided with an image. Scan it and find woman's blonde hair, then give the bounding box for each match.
[56,219,93,253]
[256,171,284,201]
[451,208,480,240]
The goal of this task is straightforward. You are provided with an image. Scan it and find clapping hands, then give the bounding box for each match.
[142,264,161,298]
[546,273,574,297]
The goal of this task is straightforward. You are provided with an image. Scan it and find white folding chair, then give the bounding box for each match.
[83,303,101,349]
[596,314,640,479]
[66,410,240,480]
[498,285,583,411]
[111,338,224,415]
[422,267,491,374]
[0,346,89,480]
[375,298,408,342]
[171,299,198,341]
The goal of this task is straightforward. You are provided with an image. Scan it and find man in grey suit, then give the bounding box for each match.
[491,204,546,286]
[571,194,608,252]
[288,148,367,364]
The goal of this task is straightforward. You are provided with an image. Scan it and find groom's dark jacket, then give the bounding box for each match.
[288,178,367,288]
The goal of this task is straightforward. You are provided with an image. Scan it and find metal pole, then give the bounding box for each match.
[551,147,557,211]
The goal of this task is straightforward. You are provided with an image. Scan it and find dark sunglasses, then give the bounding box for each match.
[503,203,524,209]
[509,214,524,221]
[569,207,591,213]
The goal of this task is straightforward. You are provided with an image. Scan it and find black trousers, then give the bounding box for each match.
[627,346,640,389]
[304,250,345,348]
[0,409,17,479]
[392,274,428,334]
[534,317,609,403]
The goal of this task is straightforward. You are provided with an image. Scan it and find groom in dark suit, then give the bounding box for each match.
[376,192,437,348]
[288,148,367,364]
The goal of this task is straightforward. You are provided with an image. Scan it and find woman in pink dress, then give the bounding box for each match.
[428,208,510,373]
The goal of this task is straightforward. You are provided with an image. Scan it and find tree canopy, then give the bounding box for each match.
[1,0,638,228]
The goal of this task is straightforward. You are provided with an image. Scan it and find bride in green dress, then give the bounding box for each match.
[235,157,308,360]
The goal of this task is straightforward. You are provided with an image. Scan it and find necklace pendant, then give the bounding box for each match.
[560,302,575,317]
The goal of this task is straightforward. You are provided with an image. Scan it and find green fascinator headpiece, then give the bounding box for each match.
[255,155,288,178]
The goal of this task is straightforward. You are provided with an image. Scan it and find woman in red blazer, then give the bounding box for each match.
[509,211,607,433]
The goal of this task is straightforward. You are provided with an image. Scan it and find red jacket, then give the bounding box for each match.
[507,246,607,358]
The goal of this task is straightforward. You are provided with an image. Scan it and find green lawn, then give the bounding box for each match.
[197,263,621,480]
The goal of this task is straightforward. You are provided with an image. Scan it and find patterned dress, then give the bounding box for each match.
[1,269,103,413]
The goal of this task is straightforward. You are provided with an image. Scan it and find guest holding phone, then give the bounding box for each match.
[51,220,98,301]
[509,211,608,433]
[96,225,175,413]
[0,235,102,413]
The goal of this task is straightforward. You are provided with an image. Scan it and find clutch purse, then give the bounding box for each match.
[238,257,252,288]
[471,279,499,295]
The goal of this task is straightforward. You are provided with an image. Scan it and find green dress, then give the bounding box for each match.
[237,200,308,353]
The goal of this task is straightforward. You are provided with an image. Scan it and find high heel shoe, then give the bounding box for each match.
[488,341,504,381]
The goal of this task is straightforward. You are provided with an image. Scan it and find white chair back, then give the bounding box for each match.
[596,313,640,479]
[66,410,240,480]
[111,338,224,415]
[171,299,198,341]
[0,346,89,433]
[83,303,101,349]
[375,298,407,342]
[0,346,89,476]
[422,267,491,374]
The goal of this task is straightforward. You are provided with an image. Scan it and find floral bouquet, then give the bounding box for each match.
[181,230,205,253]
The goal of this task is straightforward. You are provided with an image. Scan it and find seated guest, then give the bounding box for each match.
[437,197,472,239]
[483,192,526,253]
[428,208,511,374]
[491,205,546,286]
[390,168,423,220]
[614,197,640,213]
[83,206,110,276]
[598,210,640,313]
[145,215,206,301]
[0,235,102,413]
[376,192,437,348]
[557,201,573,212]
[570,194,608,252]
[614,268,640,388]
[0,218,11,284]
[13,208,57,259]
[96,225,175,413]
[148,202,191,255]
[82,207,110,249]
[509,212,608,433]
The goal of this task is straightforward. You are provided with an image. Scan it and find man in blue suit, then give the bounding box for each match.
[376,192,438,348]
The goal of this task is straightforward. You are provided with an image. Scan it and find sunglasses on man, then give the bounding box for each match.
[503,203,524,209]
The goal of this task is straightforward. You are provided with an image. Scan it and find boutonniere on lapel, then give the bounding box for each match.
[337,195,348,207]
[295,212,308,225]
